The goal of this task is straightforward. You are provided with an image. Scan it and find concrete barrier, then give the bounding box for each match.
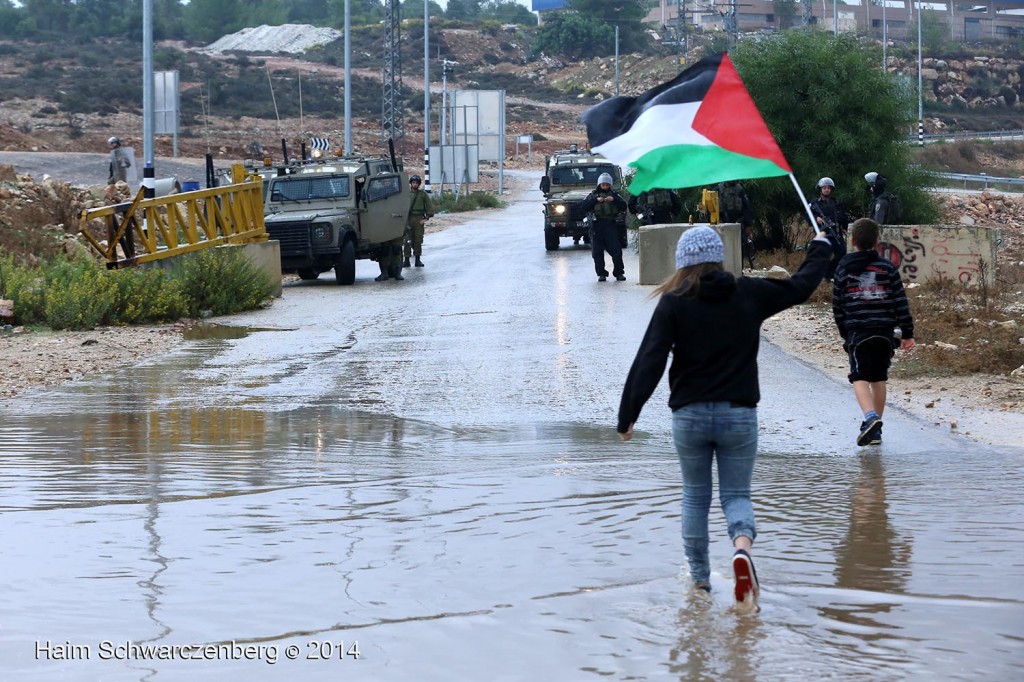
[638,222,742,285]
[144,241,283,298]
[879,224,999,286]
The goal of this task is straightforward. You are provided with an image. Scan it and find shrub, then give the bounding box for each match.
[171,247,275,317]
[434,191,505,213]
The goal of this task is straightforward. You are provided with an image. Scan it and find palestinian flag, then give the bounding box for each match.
[581,53,791,194]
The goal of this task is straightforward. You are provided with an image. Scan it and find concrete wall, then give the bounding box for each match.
[878,224,999,286]
[637,223,742,285]
[144,241,283,297]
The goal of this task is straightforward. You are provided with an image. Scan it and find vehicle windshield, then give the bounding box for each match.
[551,164,616,186]
[270,175,350,201]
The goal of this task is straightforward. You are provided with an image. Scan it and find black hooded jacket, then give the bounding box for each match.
[832,249,914,342]
[617,239,831,433]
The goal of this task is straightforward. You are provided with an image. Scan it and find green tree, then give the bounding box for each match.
[530,11,614,60]
[184,0,246,44]
[729,31,936,247]
[919,10,951,54]
[568,0,647,53]
[0,0,23,38]
[479,1,538,26]
[446,0,481,21]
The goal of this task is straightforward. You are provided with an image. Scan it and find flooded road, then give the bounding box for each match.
[2,172,1022,680]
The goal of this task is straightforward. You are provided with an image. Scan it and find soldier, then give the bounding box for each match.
[628,187,681,226]
[718,180,756,269]
[579,173,628,282]
[107,136,131,186]
[403,175,434,268]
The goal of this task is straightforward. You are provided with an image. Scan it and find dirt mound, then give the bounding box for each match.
[0,123,47,152]
[936,192,1024,250]
[203,24,342,54]
[0,165,100,265]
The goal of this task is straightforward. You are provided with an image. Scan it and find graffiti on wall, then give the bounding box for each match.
[877,225,998,286]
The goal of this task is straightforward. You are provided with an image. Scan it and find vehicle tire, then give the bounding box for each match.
[335,239,356,285]
[544,228,560,251]
[297,268,319,280]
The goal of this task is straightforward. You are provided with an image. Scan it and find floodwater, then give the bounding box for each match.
[2,172,1022,680]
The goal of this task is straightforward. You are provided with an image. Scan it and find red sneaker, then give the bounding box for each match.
[733,549,760,604]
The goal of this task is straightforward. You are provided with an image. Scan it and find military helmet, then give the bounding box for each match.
[597,172,613,187]
[108,136,122,145]
[410,174,422,183]
[864,171,879,185]
[816,177,835,189]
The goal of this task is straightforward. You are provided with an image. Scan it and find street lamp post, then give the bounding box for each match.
[882,0,887,69]
[917,0,924,146]
[344,0,351,154]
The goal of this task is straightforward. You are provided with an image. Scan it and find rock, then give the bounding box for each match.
[1011,365,1024,378]
[934,341,959,350]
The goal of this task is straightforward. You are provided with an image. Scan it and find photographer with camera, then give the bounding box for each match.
[809,177,849,282]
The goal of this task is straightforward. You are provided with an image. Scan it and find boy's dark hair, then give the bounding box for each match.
[850,218,880,251]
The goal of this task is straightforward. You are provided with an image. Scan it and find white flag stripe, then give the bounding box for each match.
[592,101,712,166]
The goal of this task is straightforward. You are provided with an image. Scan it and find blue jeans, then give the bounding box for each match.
[671,402,759,583]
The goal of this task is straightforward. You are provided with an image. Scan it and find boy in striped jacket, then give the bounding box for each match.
[832,218,916,446]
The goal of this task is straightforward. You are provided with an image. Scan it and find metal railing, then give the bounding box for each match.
[909,129,1024,143]
[79,178,267,269]
[929,171,1024,191]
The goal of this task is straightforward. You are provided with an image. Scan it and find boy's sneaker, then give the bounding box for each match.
[869,422,883,445]
[857,415,883,446]
[694,580,711,593]
[732,549,760,604]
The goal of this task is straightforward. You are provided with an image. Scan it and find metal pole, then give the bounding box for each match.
[142,0,154,167]
[423,0,430,190]
[917,0,924,146]
[344,0,351,154]
[614,26,619,97]
[833,0,838,34]
[882,0,887,69]
[441,62,448,146]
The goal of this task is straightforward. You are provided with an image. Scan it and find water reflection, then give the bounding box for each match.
[833,454,913,598]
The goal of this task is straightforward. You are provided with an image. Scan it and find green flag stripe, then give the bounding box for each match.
[627,144,789,194]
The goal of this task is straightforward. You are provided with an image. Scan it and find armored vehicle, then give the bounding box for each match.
[539,145,624,251]
[263,157,408,284]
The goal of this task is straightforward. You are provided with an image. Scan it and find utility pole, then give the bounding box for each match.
[440,59,456,146]
[142,0,154,168]
[917,0,924,146]
[381,0,404,151]
[344,0,351,154]
[423,0,431,190]
[882,0,888,69]
[614,26,619,96]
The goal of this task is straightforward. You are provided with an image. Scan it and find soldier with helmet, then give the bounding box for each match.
[579,172,628,282]
[107,136,131,186]
[403,174,434,268]
[809,176,849,281]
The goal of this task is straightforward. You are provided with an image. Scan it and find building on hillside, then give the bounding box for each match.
[532,0,567,25]
[645,0,1024,42]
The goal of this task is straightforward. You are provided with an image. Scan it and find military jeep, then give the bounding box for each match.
[539,145,624,251]
[263,158,408,285]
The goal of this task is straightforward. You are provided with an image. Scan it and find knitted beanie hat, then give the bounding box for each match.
[675,226,724,269]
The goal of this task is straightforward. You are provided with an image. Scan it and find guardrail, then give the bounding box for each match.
[929,171,1024,191]
[909,129,1024,143]
[79,178,267,269]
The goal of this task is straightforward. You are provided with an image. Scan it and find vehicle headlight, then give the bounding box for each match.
[312,223,333,242]
[552,204,567,215]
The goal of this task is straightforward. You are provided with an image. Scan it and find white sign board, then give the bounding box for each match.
[154,71,179,136]
[451,89,505,163]
[428,144,480,188]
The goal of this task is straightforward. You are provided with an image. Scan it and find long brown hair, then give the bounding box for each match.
[651,262,724,299]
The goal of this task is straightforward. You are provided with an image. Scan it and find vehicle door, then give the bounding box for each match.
[359,172,407,245]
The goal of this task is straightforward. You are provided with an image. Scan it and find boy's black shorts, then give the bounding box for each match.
[846,334,895,383]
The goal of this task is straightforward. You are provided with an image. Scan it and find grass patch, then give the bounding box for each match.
[0,248,274,330]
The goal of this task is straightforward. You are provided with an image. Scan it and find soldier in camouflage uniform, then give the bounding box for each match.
[403,175,434,268]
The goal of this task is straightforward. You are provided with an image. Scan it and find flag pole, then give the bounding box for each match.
[788,173,820,234]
